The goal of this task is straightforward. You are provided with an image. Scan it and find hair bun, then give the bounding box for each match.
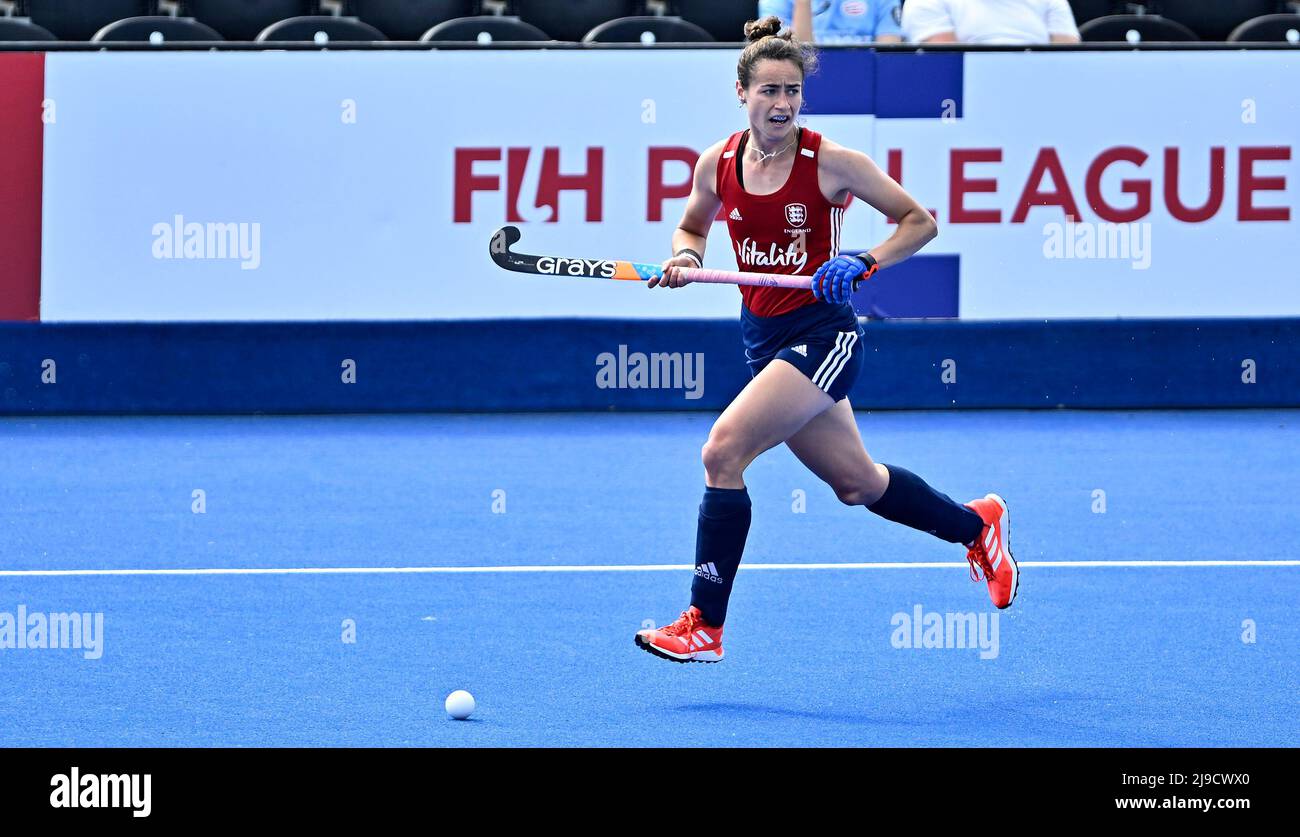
[743,15,786,43]
[736,14,817,89]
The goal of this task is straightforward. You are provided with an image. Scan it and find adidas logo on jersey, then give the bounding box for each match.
[694,562,723,584]
[729,208,743,221]
[791,345,808,357]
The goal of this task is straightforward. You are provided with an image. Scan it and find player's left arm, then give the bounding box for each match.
[807,140,937,303]
[820,139,936,268]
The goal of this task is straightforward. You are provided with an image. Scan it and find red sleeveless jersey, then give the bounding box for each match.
[714,127,848,317]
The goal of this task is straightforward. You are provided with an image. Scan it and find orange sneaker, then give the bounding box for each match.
[965,493,1019,609]
[635,606,724,663]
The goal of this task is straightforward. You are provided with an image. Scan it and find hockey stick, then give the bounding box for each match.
[489,225,812,289]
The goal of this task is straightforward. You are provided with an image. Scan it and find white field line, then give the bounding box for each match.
[0,560,1297,577]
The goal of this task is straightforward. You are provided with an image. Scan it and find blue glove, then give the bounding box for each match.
[811,253,878,304]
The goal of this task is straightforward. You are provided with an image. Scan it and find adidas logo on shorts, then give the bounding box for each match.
[729,208,743,221]
[791,344,808,357]
[694,562,723,584]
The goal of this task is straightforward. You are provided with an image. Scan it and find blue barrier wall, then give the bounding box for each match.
[1,319,1295,414]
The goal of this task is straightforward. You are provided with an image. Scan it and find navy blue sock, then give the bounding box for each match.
[868,464,984,545]
[689,486,751,628]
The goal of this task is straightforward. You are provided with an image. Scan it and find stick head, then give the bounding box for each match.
[489,226,521,266]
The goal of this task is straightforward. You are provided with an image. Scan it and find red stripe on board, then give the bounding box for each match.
[0,53,44,322]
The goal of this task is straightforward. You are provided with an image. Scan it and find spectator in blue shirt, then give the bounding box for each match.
[758,0,903,44]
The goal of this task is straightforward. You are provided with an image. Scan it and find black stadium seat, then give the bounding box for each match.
[1068,0,1118,27]
[27,0,150,40]
[0,17,57,41]
[1159,0,1277,42]
[676,0,756,43]
[92,16,224,42]
[421,15,550,42]
[256,15,387,41]
[583,15,713,43]
[1228,13,1300,42]
[515,0,636,42]
[1079,14,1199,42]
[351,0,475,41]
[186,0,312,41]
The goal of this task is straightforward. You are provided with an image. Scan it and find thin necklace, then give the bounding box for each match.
[750,130,798,164]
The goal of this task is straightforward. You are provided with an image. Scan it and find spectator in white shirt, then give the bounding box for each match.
[902,0,1081,44]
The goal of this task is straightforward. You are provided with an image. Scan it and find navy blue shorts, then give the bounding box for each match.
[740,301,864,402]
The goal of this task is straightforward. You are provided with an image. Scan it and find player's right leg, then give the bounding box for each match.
[635,358,835,663]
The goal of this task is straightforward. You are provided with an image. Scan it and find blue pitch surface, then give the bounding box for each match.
[0,410,1296,747]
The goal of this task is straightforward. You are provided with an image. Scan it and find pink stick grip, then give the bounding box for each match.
[678,267,813,289]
